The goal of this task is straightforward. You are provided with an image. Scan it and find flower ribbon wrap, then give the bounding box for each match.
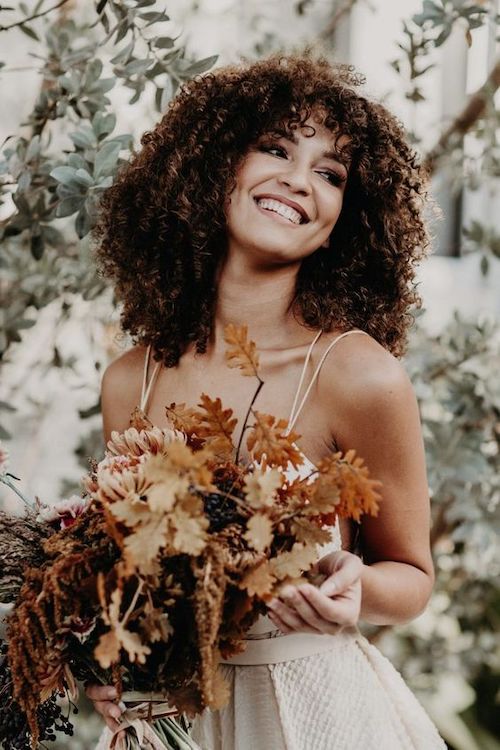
[103,693,202,750]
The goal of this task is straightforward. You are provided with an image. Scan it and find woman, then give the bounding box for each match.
[88,53,446,749]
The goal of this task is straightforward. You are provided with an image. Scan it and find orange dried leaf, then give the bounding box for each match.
[239,561,276,598]
[247,412,302,469]
[315,450,382,522]
[165,402,200,436]
[171,507,209,555]
[195,393,237,457]
[270,542,318,580]
[123,517,169,576]
[94,630,121,669]
[244,513,273,553]
[290,519,334,546]
[223,323,260,377]
[129,407,154,431]
[243,468,283,509]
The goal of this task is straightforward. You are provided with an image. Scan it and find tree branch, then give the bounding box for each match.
[424,56,500,175]
[317,0,359,42]
[0,0,71,32]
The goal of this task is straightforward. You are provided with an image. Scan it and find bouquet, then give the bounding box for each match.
[0,325,381,749]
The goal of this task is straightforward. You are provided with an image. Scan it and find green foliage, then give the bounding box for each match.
[0,0,218,361]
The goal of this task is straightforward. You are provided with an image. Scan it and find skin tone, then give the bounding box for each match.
[86,112,435,734]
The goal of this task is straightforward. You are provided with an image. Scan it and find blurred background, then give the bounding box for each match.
[0,1,499,748]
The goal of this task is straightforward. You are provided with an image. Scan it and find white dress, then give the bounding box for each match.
[97,331,447,750]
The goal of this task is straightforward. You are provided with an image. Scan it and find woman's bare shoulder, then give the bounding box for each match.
[320,330,415,443]
[322,329,410,394]
[101,344,148,438]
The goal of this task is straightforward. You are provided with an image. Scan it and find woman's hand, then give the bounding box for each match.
[267,550,363,635]
[85,683,124,739]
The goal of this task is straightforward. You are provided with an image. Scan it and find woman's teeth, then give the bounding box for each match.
[256,198,303,224]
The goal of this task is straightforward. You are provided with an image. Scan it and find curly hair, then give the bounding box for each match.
[93,52,430,364]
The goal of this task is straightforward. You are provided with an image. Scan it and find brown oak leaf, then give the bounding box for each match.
[290,518,334,546]
[194,393,237,457]
[243,468,283,509]
[315,451,381,521]
[165,402,200,437]
[129,407,154,431]
[94,630,121,669]
[239,561,276,598]
[123,516,169,575]
[270,542,318,580]
[223,323,260,377]
[247,412,302,469]
[170,507,209,555]
[244,513,273,553]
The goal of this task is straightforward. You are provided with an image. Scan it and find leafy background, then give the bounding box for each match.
[0,1,499,748]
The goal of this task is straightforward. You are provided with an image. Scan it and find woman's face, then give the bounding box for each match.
[224,116,350,266]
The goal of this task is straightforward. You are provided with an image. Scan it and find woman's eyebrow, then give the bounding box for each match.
[275,131,350,169]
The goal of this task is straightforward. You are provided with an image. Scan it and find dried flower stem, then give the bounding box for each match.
[0,474,34,509]
[235,379,263,465]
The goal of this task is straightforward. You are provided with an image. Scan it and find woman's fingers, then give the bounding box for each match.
[279,586,334,633]
[85,684,123,731]
[317,551,363,596]
[298,582,359,627]
[85,684,117,702]
[268,596,321,634]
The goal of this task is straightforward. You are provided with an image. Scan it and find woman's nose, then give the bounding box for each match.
[277,162,312,194]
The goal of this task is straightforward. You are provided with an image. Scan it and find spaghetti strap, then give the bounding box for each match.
[140,345,162,414]
[286,330,369,435]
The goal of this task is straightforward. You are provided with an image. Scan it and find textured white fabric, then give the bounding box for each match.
[190,631,446,750]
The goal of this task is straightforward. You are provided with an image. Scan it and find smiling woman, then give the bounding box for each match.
[89,52,447,750]
[93,52,429,365]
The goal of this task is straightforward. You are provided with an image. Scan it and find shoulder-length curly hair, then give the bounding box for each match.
[93,52,430,365]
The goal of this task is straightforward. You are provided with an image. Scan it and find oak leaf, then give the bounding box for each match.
[129,407,154,431]
[290,518,334,546]
[223,323,260,377]
[123,516,169,575]
[239,561,276,598]
[195,393,237,457]
[247,412,302,469]
[244,513,273,553]
[315,451,381,521]
[243,468,283,509]
[165,402,200,437]
[270,542,318,580]
[94,630,121,669]
[171,507,209,555]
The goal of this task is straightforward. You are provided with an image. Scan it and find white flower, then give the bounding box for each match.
[37,494,90,529]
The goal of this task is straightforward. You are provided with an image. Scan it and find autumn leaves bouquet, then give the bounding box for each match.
[0,326,381,750]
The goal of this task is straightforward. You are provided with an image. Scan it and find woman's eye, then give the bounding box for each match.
[317,170,346,187]
[259,144,287,158]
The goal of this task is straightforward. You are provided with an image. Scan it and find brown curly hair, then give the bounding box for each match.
[93,52,430,365]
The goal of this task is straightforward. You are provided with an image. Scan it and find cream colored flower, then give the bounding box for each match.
[107,426,185,458]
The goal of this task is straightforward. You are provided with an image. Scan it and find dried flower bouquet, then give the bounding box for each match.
[0,325,381,749]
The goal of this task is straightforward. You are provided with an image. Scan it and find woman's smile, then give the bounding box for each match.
[253,196,306,226]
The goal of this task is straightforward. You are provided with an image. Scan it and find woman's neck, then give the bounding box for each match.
[212,258,309,351]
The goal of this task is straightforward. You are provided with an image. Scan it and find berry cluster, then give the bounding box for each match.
[0,639,75,749]
[202,480,244,532]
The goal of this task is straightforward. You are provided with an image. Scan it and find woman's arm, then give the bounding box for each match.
[267,336,434,632]
[332,344,434,625]
[101,346,145,444]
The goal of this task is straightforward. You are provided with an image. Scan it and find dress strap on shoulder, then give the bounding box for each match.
[286,329,369,435]
[140,345,162,414]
